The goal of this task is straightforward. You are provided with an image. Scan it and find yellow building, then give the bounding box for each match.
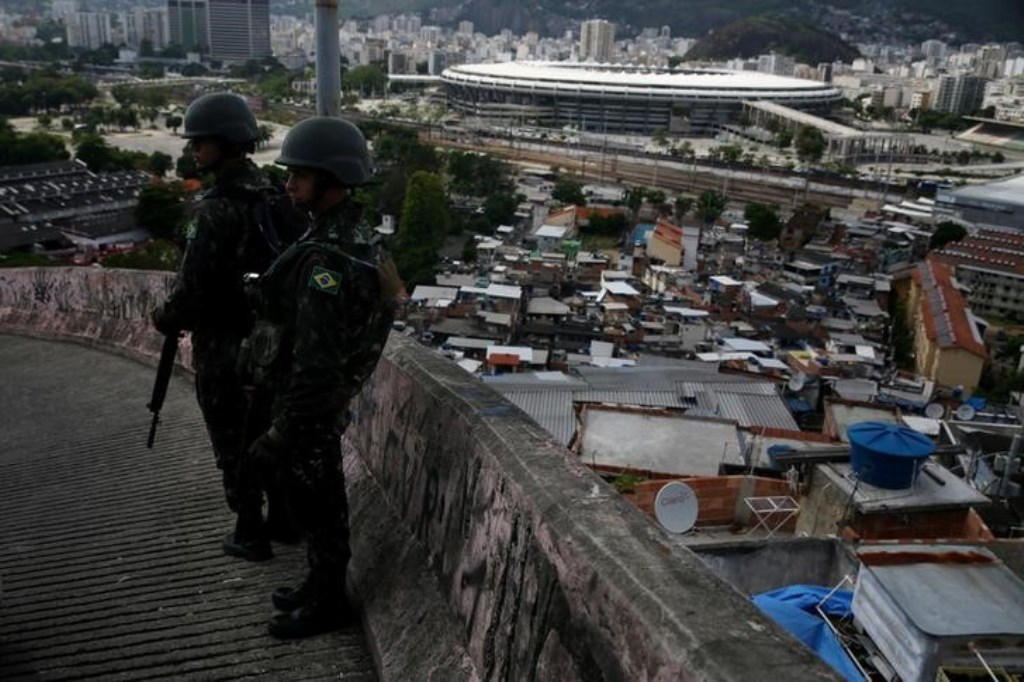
[908,258,987,393]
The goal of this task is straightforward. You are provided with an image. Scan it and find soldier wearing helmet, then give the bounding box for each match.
[152,92,293,562]
[243,116,398,638]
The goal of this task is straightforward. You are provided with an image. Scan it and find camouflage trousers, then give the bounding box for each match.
[283,422,351,587]
[193,339,267,517]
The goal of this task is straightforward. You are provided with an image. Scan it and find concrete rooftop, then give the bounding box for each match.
[0,335,375,680]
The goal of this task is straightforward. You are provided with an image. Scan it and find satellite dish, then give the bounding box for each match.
[654,481,699,534]
[787,373,807,392]
[924,403,945,420]
[955,404,977,421]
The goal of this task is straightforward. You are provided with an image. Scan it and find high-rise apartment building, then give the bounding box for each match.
[67,12,112,49]
[935,74,987,114]
[122,7,170,51]
[167,0,208,51]
[207,0,270,61]
[579,19,614,63]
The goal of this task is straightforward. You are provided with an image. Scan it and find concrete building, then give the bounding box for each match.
[167,0,207,51]
[935,74,987,114]
[934,229,1024,321]
[121,7,170,51]
[579,19,614,63]
[207,0,270,61]
[907,258,987,393]
[67,12,112,49]
[757,53,795,77]
[935,172,1024,229]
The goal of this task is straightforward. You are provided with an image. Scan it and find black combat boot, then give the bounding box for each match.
[222,512,273,561]
[271,578,310,612]
[268,578,352,639]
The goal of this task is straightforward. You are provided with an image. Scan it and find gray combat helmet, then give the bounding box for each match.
[275,117,372,187]
[182,93,259,144]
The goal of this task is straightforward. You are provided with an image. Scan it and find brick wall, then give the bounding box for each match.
[624,476,793,528]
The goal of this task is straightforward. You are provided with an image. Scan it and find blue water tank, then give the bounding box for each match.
[847,422,935,489]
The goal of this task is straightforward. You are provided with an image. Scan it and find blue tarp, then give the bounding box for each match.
[751,585,862,681]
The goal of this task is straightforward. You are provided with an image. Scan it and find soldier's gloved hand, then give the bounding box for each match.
[151,306,181,336]
[249,426,291,472]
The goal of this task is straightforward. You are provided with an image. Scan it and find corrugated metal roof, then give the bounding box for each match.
[575,390,687,409]
[714,393,800,430]
[499,390,577,445]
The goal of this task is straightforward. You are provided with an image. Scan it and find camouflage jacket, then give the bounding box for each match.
[163,160,276,342]
[244,201,394,441]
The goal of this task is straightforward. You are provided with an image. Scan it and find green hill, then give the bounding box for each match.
[683,16,860,65]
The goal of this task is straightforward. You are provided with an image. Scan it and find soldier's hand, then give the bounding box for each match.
[250,426,291,471]
[151,307,181,336]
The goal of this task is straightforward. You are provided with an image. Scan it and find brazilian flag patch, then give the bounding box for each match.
[309,266,342,295]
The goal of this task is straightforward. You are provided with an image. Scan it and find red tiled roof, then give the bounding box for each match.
[576,206,625,221]
[935,229,1024,277]
[915,257,987,359]
[652,219,682,250]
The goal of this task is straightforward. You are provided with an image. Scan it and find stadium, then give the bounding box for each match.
[441,61,843,136]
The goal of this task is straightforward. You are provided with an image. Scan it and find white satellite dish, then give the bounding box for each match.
[924,403,945,420]
[654,481,699,534]
[955,404,977,421]
[787,373,807,392]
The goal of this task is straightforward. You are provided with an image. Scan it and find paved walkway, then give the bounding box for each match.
[0,335,376,681]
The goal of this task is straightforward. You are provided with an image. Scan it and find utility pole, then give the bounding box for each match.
[315,0,340,116]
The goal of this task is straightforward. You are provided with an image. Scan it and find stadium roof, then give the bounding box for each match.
[442,61,841,98]
[943,172,1024,210]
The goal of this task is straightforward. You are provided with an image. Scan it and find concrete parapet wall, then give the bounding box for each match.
[0,266,191,368]
[349,334,838,681]
[0,267,838,681]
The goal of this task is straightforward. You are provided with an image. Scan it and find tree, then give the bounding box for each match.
[552,177,586,206]
[135,184,188,240]
[165,114,183,134]
[180,62,208,77]
[75,134,146,171]
[697,189,727,227]
[673,196,693,222]
[0,125,69,166]
[482,191,518,227]
[929,221,967,251]
[795,126,825,163]
[176,146,199,179]
[256,124,273,150]
[625,185,645,221]
[775,130,793,149]
[744,203,783,241]
[395,171,449,286]
[147,151,173,177]
[37,114,52,130]
[342,65,387,98]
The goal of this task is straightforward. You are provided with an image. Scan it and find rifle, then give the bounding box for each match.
[146,332,180,448]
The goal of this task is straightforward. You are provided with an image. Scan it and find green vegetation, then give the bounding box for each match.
[552,177,587,206]
[889,292,915,371]
[744,203,783,241]
[794,126,825,162]
[611,472,642,494]
[74,135,148,172]
[446,150,513,197]
[697,189,727,227]
[929,221,967,251]
[0,67,98,117]
[0,118,68,165]
[343,65,388,98]
[683,15,859,64]
[135,184,190,240]
[0,251,62,268]
[395,171,449,287]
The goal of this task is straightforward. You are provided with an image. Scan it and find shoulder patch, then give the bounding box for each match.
[309,265,342,295]
[184,219,198,240]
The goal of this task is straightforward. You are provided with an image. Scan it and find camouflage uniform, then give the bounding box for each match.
[160,160,277,518]
[245,201,393,593]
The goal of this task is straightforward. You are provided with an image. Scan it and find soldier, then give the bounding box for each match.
[152,92,292,562]
[243,116,396,638]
